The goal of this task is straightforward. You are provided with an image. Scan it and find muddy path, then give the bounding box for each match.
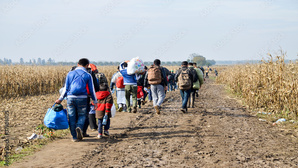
[11,79,298,168]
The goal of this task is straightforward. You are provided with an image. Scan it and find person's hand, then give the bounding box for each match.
[165,86,168,91]
[93,103,97,110]
[55,99,62,104]
[105,112,108,116]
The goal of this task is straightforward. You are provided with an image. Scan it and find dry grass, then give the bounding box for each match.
[216,53,297,119]
[0,65,118,99]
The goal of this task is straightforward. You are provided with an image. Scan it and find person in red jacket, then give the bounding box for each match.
[95,84,113,138]
[137,86,144,108]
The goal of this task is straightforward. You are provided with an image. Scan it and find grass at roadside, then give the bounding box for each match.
[0,129,69,166]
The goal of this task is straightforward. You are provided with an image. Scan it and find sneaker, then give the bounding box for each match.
[118,106,123,112]
[181,108,186,113]
[72,138,79,142]
[154,106,160,114]
[141,100,146,105]
[75,127,83,141]
[128,108,132,113]
[97,134,102,139]
[138,105,141,108]
[104,130,109,136]
[132,107,137,113]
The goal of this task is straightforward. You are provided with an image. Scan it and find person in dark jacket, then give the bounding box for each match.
[144,59,168,114]
[174,61,195,113]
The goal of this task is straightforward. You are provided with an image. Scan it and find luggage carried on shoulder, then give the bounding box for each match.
[178,69,191,90]
[44,103,69,130]
[147,65,162,85]
[127,57,145,75]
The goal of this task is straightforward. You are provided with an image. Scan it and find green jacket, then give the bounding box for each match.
[191,66,204,89]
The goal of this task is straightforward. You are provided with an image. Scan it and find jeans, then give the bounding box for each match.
[83,98,91,134]
[151,84,166,107]
[188,89,197,107]
[98,118,110,134]
[67,97,88,139]
[125,85,137,111]
[180,89,191,110]
[148,89,152,101]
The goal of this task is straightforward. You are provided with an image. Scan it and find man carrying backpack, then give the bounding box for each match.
[119,62,139,113]
[144,59,168,114]
[175,61,195,113]
[188,62,203,108]
[56,58,97,142]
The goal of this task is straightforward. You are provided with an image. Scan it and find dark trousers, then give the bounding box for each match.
[188,89,197,108]
[180,89,191,110]
[89,114,98,130]
[83,98,91,134]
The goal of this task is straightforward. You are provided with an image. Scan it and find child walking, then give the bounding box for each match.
[95,84,113,138]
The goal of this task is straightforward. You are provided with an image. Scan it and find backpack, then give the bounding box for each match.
[147,65,162,85]
[96,73,108,86]
[69,71,87,95]
[178,69,191,90]
[116,76,125,88]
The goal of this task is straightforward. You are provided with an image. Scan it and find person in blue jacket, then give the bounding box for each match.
[119,62,139,113]
[55,58,98,142]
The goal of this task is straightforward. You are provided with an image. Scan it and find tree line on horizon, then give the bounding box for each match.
[1,55,217,66]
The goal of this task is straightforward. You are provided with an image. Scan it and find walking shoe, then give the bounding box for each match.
[138,105,141,108]
[97,134,102,139]
[141,99,146,105]
[75,127,83,141]
[128,108,132,113]
[154,106,160,114]
[132,107,137,113]
[118,106,123,112]
[72,138,79,142]
[181,108,186,113]
[104,130,109,136]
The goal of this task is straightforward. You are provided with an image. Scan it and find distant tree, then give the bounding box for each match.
[0,59,3,65]
[20,58,24,64]
[37,58,42,65]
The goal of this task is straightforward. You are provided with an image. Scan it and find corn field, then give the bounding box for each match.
[0,65,117,99]
[216,54,298,119]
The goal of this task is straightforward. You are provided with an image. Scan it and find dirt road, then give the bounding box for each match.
[11,79,298,168]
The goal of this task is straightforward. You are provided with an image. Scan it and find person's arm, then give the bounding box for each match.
[174,69,181,82]
[105,95,113,115]
[56,73,70,103]
[144,71,149,88]
[87,74,98,105]
[161,68,168,86]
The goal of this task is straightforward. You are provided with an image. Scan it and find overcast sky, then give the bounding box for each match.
[0,0,297,63]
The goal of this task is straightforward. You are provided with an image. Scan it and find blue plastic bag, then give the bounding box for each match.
[44,104,69,130]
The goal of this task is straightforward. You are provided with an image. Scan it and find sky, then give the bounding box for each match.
[0,0,297,63]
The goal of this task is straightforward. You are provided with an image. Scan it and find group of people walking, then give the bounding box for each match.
[55,58,205,142]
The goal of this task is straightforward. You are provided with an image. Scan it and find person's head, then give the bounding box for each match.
[144,66,148,71]
[99,83,108,91]
[193,63,197,67]
[153,59,161,66]
[123,62,128,68]
[78,58,90,68]
[188,62,193,66]
[88,63,98,74]
[181,61,188,67]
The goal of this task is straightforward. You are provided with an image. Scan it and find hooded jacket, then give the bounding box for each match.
[95,91,113,119]
[59,67,97,103]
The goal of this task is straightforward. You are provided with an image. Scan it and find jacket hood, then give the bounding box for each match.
[96,91,110,100]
